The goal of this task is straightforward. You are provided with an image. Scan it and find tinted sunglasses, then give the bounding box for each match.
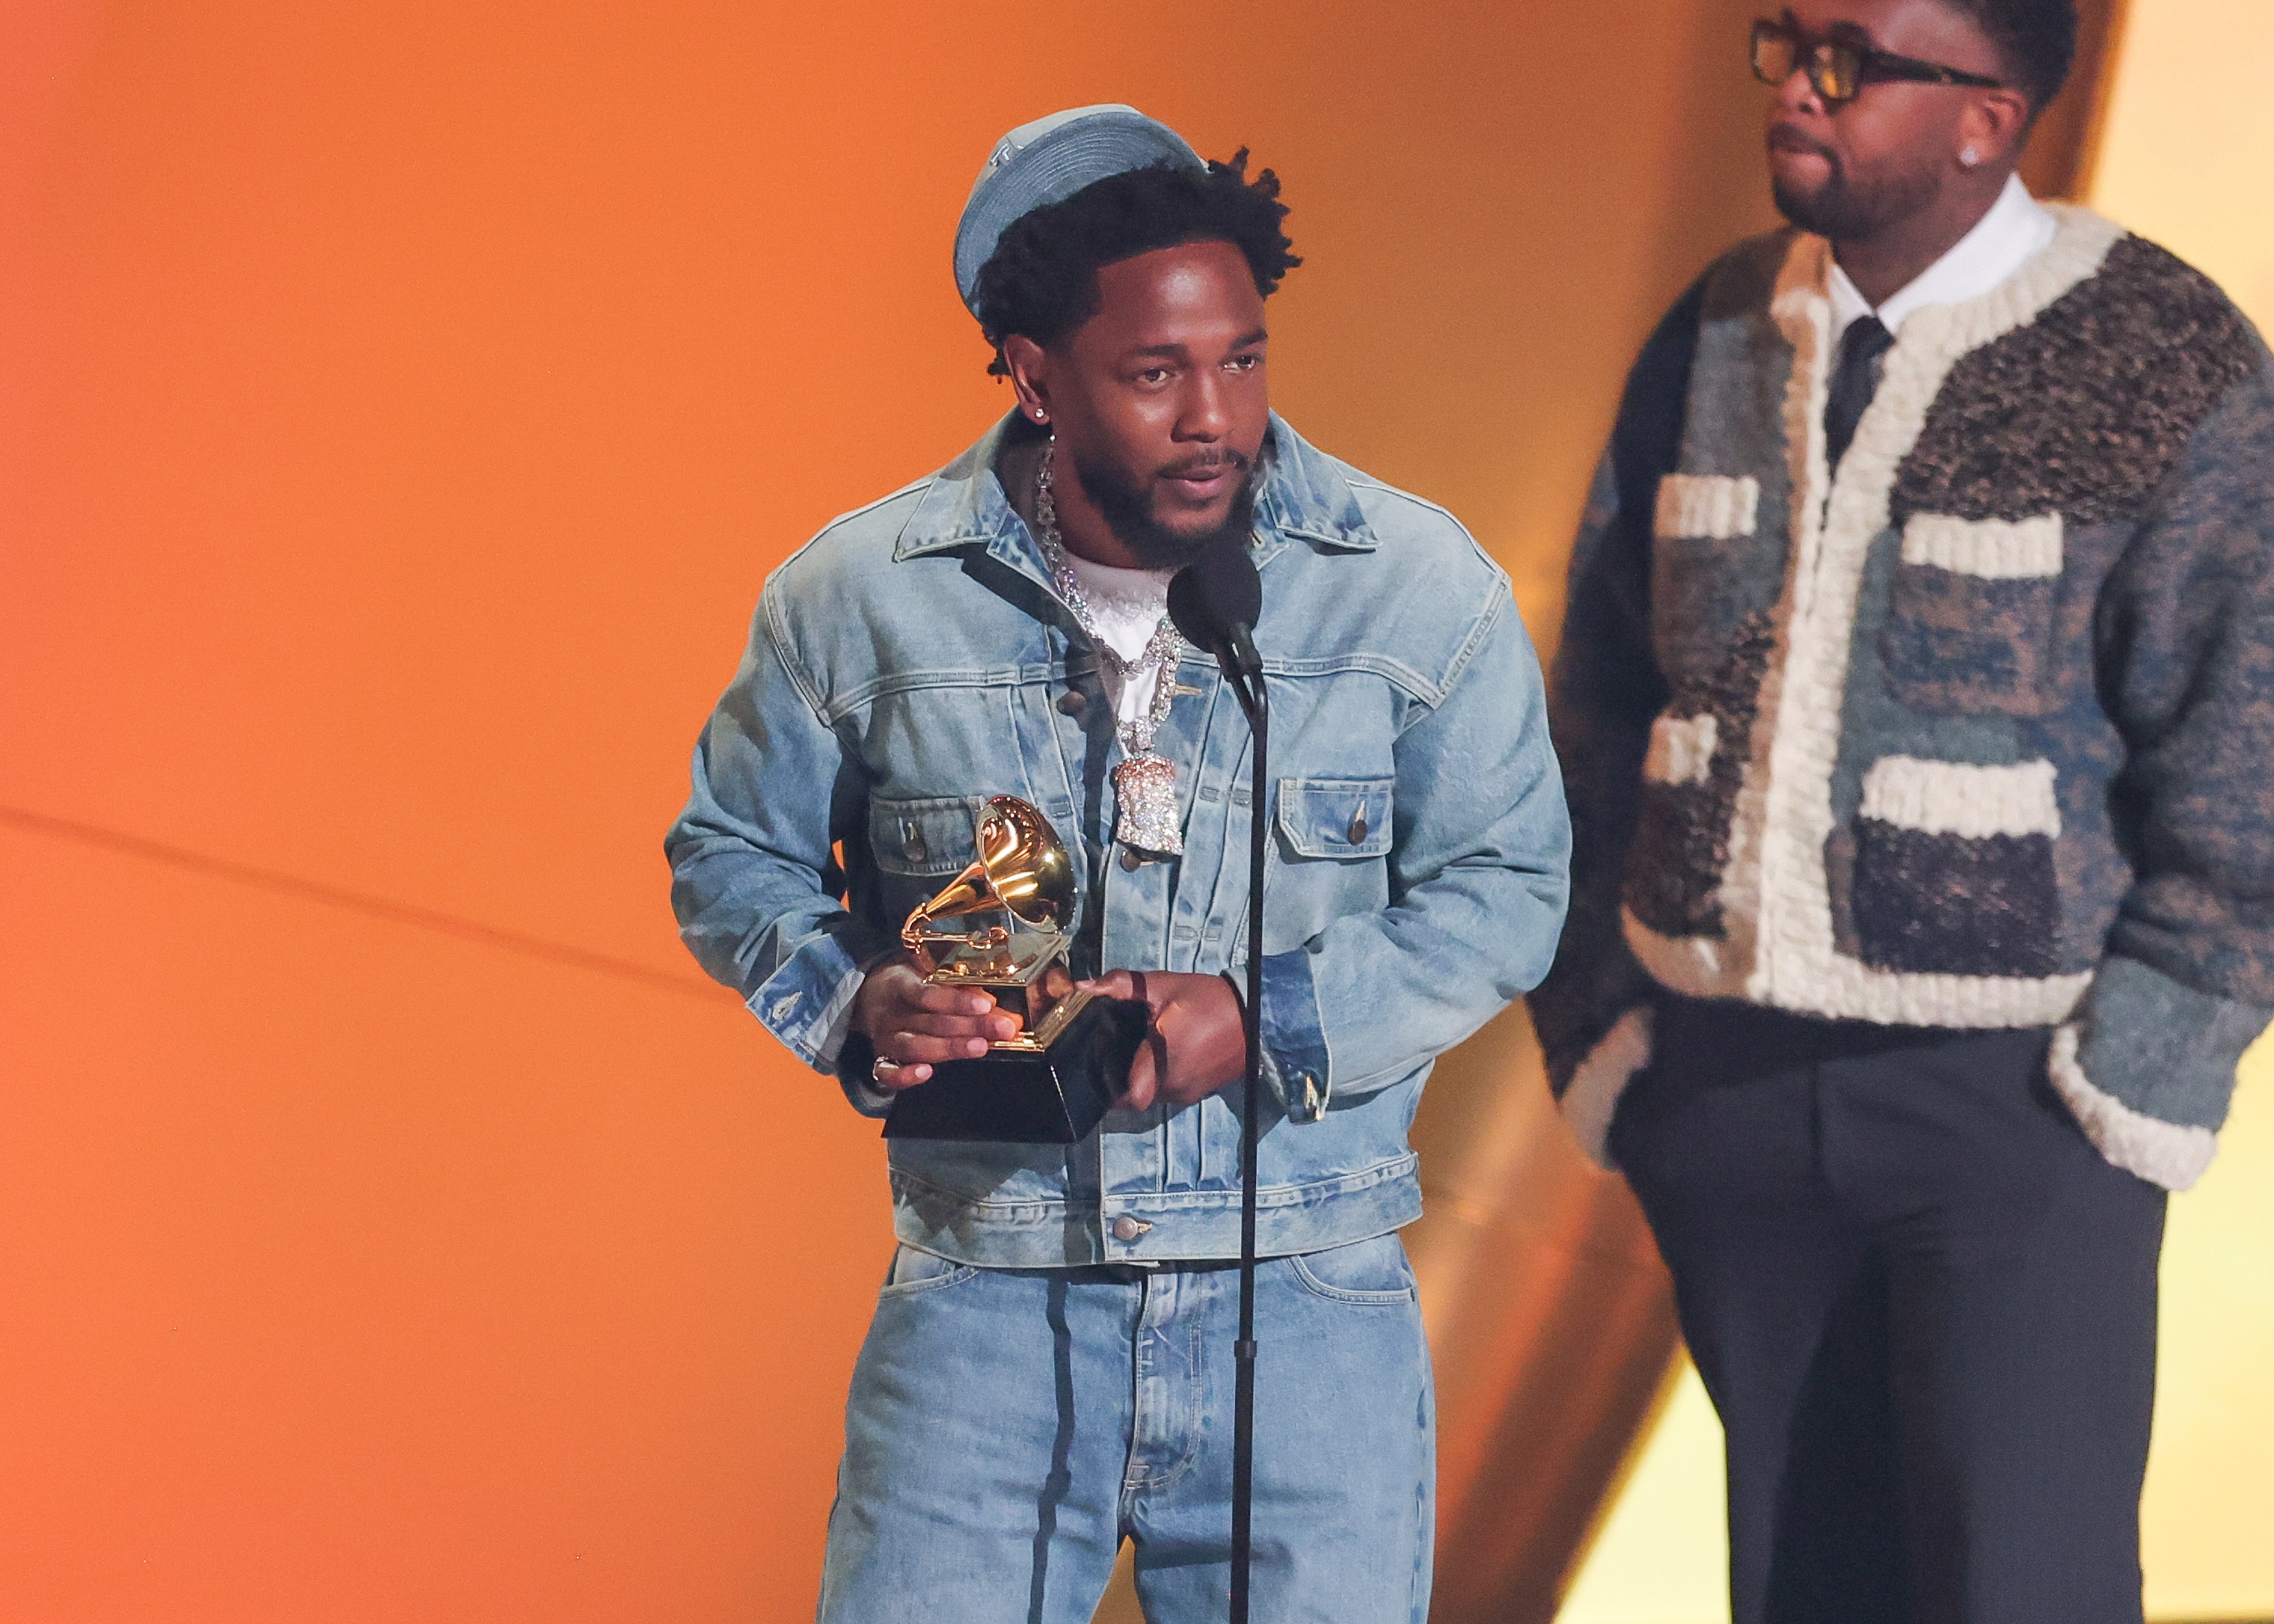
[1750,17,2004,107]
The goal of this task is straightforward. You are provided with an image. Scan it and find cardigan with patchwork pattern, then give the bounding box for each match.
[1530,207,2274,1191]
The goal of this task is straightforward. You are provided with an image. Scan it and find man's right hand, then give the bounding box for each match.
[852,956,1019,1091]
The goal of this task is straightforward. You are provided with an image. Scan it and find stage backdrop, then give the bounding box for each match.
[3,3,2266,1624]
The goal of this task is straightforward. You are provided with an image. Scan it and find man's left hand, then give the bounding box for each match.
[1082,970,1247,1112]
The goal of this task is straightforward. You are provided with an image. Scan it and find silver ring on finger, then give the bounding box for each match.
[871,1053,899,1085]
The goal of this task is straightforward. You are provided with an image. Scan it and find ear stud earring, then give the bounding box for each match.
[1960,145,1980,167]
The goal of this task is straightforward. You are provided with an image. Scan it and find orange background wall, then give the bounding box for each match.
[0,4,1785,1620]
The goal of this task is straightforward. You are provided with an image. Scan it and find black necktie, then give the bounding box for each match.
[1824,315,1895,472]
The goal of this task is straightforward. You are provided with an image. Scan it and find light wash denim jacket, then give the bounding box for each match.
[667,412,1570,1265]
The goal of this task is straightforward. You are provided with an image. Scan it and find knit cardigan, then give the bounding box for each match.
[1529,207,2274,1191]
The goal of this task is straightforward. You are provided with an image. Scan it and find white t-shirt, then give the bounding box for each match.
[1062,552,1176,729]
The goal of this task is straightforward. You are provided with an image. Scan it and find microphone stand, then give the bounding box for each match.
[1217,648,1267,1624]
[1168,548,1271,1622]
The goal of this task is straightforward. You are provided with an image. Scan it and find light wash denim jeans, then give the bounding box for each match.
[816,1230,1435,1623]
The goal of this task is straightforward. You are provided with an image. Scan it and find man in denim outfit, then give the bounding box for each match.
[666,107,1568,1619]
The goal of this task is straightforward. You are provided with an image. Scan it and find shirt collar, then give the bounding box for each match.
[1828,172,2058,340]
[891,410,1377,567]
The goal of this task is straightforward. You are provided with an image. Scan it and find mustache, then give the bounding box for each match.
[1768,121,1835,160]
[1159,448,1253,479]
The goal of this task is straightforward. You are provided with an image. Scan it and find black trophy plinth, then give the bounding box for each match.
[884,995,1147,1144]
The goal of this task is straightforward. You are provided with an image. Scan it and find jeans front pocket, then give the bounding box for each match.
[877,1244,982,1299]
[1288,1232,1418,1306]
[1881,512,2063,715]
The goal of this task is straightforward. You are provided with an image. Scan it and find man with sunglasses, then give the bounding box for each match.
[1533,2,2273,1620]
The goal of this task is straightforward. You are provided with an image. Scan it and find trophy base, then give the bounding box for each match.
[884,995,1149,1145]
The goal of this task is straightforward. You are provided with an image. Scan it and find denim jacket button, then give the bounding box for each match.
[902,824,927,865]
[1347,813,1368,843]
[1110,1215,1147,1243]
[1058,689,1087,716]
[1119,847,1143,871]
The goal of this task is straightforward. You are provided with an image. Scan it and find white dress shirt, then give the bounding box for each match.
[1828,171,2058,341]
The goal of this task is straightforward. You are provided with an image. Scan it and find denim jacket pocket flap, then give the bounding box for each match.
[1277,776,1394,859]
[869,794,986,878]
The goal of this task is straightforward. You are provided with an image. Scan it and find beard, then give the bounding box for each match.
[1769,129,1939,242]
[1071,444,1264,571]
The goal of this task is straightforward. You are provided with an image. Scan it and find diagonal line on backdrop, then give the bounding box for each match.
[0,804,729,1003]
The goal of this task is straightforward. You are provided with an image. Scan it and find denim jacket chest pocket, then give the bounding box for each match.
[1277,777,1394,858]
[867,793,985,933]
[1266,775,1396,953]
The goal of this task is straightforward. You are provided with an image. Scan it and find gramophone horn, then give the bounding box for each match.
[901,796,1075,952]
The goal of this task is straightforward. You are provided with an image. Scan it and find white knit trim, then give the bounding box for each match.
[1655,474,1760,540]
[1561,1006,1654,1168]
[1626,909,2089,1025]
[1646,210,2125,1028]
[2047,1024,2217,1190]
[1683,236,1841,1012]
[1858,756,2061,839]
[1644,713,1720,787]
[1901,511,2063,578]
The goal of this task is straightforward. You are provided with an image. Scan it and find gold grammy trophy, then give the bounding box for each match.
[882,796,1148,1143]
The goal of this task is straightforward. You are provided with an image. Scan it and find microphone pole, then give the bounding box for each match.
[1168,549,1266,1624]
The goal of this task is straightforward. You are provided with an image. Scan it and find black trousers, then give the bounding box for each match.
[1609,996,2167,1624]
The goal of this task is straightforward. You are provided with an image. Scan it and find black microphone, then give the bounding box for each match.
[1168,540,1263,685]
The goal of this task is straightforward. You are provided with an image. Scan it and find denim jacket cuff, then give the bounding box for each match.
[747,927,877,1074]
[1257,947,1330,1123]
[813,941,907,1116]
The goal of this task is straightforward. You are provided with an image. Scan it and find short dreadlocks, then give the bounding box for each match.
[969,149,1299,375]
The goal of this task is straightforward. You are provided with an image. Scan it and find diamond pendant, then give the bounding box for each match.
[1112,751,1184,858]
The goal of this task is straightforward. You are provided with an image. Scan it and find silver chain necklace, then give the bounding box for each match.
[1034,437,1186,858]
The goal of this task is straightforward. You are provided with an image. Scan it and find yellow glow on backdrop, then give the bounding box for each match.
[2091,0,2274,333]
[2091,1,2274,1612]
[1560,4,2274,1618]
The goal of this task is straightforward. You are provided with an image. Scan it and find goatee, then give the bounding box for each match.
[1770,142,1939,243]
[1072,448,1264,571]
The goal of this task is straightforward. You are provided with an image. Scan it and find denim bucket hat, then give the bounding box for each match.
[953,105,1205,315]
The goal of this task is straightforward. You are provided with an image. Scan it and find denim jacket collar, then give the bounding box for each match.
[891,411,1379,577]
[1249,414,1377,558]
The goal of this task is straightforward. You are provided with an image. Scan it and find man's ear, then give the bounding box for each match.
[1001,335,1052,423]
[1961,86,2033,166]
